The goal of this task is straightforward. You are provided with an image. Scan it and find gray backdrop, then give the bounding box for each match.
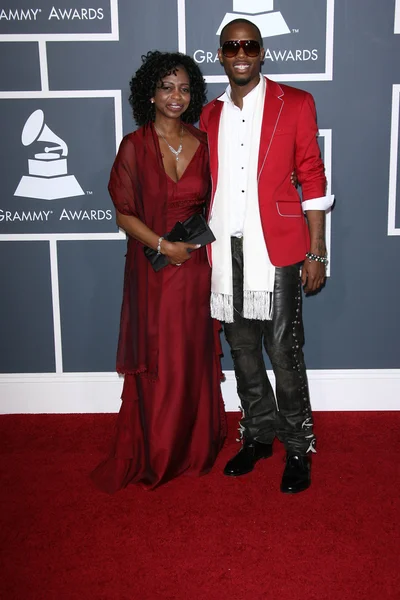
[1,0,400,377]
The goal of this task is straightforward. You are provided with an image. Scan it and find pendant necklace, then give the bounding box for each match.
[154,125,183,162]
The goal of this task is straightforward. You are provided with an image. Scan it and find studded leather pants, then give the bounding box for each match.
[223,237,316,455]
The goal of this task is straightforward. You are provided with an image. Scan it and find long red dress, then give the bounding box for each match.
[92,127,227,492]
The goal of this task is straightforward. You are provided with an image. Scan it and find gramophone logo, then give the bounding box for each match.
[14,109,85,201]
[216,0,290,38]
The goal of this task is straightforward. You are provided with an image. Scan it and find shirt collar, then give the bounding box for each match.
[217,74,263,105]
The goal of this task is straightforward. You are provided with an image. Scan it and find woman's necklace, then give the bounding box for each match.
[154,125,183,162]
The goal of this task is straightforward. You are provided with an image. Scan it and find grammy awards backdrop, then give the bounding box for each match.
[1,0,400,413]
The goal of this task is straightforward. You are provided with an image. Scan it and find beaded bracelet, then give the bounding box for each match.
[156,236,164,256]
[306,252,328,265]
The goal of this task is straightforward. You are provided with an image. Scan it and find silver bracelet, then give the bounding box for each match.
[156,236,164,256]
[306,252,328,265]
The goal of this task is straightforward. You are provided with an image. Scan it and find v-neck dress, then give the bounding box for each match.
[92,141,227,491]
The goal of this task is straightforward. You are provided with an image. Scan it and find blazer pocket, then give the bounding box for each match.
[274,128,294,136]
[276,200,303,218]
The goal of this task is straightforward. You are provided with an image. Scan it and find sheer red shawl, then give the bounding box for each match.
[108,122,209,378]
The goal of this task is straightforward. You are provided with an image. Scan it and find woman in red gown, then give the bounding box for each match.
[91,51,227,492]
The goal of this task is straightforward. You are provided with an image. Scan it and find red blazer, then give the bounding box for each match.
[199,77,327,267]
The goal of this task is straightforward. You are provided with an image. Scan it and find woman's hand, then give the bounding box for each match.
[161,240,200,266]
[291,171,298,187]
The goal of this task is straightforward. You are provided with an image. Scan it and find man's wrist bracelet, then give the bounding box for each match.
[306,252,328,265]
[156,236,164,256]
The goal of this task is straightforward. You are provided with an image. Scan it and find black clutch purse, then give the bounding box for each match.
[143,213,215,272]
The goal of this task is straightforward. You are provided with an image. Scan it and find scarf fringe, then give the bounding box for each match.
[210,292,234,323]
[243,290,274,321]
[210,291,273,322]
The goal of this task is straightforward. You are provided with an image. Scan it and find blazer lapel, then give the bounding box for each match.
[204,100,223,265]
[257,77,284,178]
[206,100,223,182]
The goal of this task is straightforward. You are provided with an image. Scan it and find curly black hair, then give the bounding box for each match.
[129,50,207,127]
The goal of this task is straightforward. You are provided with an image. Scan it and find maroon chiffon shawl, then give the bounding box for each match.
[108,122,209,378]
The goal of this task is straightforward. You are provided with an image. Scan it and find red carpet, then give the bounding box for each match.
[1,412,399,600]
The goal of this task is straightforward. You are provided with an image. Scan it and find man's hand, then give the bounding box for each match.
[301,259,326,293]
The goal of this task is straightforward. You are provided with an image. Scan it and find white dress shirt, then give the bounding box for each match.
[218,81,260,237]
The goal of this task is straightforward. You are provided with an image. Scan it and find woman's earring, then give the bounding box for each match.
[150,99,155,104]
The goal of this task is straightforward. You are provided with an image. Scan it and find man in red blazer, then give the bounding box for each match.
[200,19,333,493]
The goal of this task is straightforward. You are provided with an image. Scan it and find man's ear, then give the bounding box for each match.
[260,47,266,63]
[217,47,224,65]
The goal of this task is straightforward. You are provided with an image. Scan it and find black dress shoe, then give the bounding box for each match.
[223,440,273,476]
[280,454,311,494]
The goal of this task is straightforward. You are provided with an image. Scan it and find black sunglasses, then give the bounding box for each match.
[221,39,261,58]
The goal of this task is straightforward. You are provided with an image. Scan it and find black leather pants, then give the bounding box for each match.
[223,237,316,455]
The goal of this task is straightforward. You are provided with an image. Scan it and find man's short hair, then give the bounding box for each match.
[219,18,263,47]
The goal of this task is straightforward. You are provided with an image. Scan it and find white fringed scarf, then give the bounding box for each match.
[209,75,275,323]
